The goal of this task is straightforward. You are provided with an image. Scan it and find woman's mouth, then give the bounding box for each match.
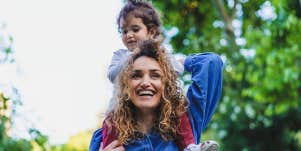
[137,90,155,96]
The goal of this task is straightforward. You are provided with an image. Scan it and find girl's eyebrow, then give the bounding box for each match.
[131,24,140,27]
[120,25,138,31]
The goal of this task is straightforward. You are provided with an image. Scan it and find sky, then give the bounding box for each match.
[0,0,124,144]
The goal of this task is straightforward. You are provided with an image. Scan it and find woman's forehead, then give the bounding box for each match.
[132,56,161,71]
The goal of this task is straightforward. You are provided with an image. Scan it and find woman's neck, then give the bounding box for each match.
[136,110,156,134]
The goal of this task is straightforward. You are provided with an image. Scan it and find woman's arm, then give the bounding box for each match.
[89,128,124,151]
[89,128,103,151]
[184,52,223,144]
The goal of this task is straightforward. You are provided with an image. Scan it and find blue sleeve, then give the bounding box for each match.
[184,52,223,144]
[107,49,131,83]
[89,128,103,151]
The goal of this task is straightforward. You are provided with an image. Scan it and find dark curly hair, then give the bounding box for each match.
[117,0,162,38]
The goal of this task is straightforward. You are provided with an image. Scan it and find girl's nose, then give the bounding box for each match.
[126,31,134,38]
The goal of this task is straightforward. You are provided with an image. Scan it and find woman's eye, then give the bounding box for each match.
[130,73,141,79]
[151,73,161,79]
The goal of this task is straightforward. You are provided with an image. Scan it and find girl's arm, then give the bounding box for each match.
[184,52,223,144]
[168,53,184,75]
[107,49,131,83]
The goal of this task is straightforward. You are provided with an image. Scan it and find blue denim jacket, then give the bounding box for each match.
[89,52,223,151]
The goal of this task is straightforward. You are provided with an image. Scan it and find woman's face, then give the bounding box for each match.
[128,56,163,112]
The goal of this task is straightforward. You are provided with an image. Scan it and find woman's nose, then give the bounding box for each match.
[141,77,151,88]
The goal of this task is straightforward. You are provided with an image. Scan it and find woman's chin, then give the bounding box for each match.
[133,95,161,110]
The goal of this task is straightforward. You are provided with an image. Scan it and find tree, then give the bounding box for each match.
[0,21,50,151]
[153,0,301,150]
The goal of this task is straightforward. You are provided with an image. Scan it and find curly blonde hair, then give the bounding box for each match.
[111,40,188,144]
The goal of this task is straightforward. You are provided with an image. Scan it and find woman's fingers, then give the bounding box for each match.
[112,146,125,151]
[101,140,124,151]
[106,140,120,148]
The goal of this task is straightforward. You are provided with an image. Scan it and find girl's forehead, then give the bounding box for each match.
[120,15,143,27]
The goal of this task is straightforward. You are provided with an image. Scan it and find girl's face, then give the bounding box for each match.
[128,56,163,112]
[120,15,155,51]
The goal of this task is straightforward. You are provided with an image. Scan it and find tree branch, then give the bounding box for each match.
[230,0,238,20]
[212,0,239,51]
[212,0,234,36]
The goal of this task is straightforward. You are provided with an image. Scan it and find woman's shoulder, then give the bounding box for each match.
[92,128,103,139]
[89,128,103,151]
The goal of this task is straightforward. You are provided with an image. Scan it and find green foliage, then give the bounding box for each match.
[29,129,49,151]
[0,139,32,151]
[50,130,93,151]
[1,90,51,151]
[0,92,33,151]
[153,0,301,150]
[0,23,14,63]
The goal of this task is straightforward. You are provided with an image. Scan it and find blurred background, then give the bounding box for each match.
[1,0,300,151]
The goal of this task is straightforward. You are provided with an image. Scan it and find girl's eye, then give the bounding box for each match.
[132,27,140,33]
[120,28,127,35]
[122,29,128,35]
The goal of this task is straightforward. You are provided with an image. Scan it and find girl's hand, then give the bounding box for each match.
[175,53,186,65]
[177,58,185,65]
[100,140,125,151]
[132,47,140,54]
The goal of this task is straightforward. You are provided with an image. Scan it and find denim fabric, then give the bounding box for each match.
[89,52,223,151]
[184,52,223,144]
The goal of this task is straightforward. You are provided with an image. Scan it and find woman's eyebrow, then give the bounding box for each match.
[150,69,160,71]
[150,69,163,73]
[131,70,142,73]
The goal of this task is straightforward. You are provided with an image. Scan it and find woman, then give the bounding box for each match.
[90,40,223,151]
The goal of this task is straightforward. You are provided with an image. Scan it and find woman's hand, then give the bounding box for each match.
[100,140,125,151]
